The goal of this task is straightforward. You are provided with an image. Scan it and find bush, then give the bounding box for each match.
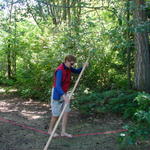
[0,77,15,86]
[73,91,104,116]
[105,91,138,119]
[118,92,150,147]
[74,89,138,118]
[15,62,52,101]
[74,90,150,147]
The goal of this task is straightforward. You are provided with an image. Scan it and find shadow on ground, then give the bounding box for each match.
[0,86,149,150]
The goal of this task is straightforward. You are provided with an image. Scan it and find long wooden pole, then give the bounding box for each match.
[43,58,89,150]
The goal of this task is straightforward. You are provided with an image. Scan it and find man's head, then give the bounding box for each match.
[64,55,76,68]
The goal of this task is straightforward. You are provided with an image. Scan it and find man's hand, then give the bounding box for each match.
[63,95,70,104]
[83,62,89,68]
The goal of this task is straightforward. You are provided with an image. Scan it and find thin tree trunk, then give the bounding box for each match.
[134,0,150,92]
[62,0,67,20]
[67,0,71,24]
[7,0,14,79]
[126,0,132,88]
[12,6,17,79]
[7,43,11,79]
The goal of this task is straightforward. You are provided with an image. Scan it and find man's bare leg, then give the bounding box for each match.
[61,112,72,138]
[48,116,59,137]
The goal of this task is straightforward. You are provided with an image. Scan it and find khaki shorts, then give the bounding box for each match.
[50,88,71,116]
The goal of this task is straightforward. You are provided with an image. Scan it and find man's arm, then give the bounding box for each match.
[55,70,64,96]
[70,67,82,74]
[55,70,70,103]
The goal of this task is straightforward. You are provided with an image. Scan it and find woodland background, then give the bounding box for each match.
[0,0,150,148]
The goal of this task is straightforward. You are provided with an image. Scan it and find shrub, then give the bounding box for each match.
[74,89,138,118]
[118,92,150,147]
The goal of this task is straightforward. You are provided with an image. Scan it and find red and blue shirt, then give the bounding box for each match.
[52,63,82,100]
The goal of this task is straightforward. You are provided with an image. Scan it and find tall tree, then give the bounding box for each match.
[1,0,20,79]
[134,0,150,92]
[7,0,14,79]
[126,0,132,88]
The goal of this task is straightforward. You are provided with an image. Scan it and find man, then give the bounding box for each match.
[48,55,87,138]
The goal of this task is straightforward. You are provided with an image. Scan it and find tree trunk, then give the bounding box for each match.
[11,6,17,79]
[62,0,67,21]
[7,44,12,79]
[126,0,132,88]
[67,0,71,24]
[7,0,14,79]
[134,0,150,92]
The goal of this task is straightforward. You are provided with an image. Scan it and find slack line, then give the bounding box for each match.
[43,57,90,150]
[0,116,127,137]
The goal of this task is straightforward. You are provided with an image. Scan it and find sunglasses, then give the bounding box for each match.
[70,62,74,66]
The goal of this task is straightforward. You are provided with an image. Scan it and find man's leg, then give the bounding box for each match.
[61,111,72,137]
[48,116,59,137]
[48,116,58,133]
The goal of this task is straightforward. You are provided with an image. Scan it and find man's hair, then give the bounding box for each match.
[65,55,76,62]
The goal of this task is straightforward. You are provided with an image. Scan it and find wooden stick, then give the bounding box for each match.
[43,58,89,150]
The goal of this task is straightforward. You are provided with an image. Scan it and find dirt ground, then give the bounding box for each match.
[0,86,149,150]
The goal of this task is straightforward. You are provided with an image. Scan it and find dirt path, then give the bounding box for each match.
[0,86,146,150]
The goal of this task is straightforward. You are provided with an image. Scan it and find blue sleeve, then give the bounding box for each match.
[55,70,65,96]
[70,67,82,74]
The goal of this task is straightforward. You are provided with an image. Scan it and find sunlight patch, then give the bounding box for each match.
[0,88,5,93]
[0,101,18,112]
[9,89,17,92]
[0,88,17,93]
[21,110,46,120]
[23,99,41,105]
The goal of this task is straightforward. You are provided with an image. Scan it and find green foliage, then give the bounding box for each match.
[135,110,150,124]
[74,89,138,118]
[118,92,150,147]
[0,0,137,100]
[73,91,104,116]
[0,77,15,86]
[118,124,150,148]
[0,0,149,148]
[105,91,138,119]
[15,50,54,100]
[134,93,150,125]
[134,92,150,111]
[74,90,150,147]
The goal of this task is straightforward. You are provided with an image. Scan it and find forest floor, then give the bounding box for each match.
[0,86,149,150]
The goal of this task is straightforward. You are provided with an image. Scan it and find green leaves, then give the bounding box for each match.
[118,92,150,147]
[74,89,138,118]
[134,92,150,111]
[135,110,150,124]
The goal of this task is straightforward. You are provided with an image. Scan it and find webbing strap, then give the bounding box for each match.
[0,117,127,137]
